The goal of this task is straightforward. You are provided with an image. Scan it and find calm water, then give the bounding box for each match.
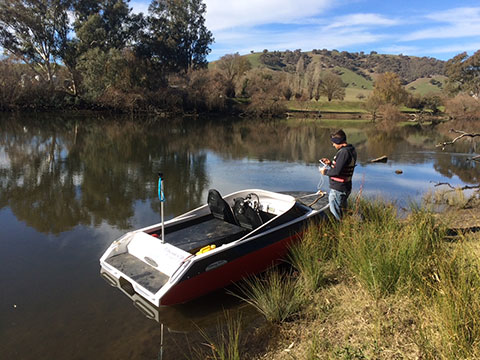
[0,113,478,359]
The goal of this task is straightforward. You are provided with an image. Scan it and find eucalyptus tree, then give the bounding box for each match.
[0,0,71,86]
[144,0,214,73]
[68,0,145,98]
[445,50,480,97]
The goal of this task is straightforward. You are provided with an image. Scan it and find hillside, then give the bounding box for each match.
[235,49,446,97]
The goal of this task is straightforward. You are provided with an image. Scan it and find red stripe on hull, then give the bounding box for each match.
[160,233,301,306]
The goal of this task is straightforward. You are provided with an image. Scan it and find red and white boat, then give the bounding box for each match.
[100,189,328,309]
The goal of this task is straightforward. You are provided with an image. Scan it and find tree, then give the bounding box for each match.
[145,0,213,73]
[0,0,70,85]
[217,53,251,97]
[371,72,408,105]
[445,50,480,97]
[317,71,345,101]
[65,0,143,95]
[73,0,138,52]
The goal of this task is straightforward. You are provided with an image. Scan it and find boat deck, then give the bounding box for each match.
[106,253,169,293]
[165,217,248,253]
[283,191,329,211]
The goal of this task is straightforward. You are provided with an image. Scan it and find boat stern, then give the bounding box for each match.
[100,231,191,306]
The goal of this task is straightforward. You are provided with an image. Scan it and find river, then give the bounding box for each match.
[0,113,478,359]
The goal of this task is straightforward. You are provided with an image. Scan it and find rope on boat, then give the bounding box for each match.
[295,163,328,207]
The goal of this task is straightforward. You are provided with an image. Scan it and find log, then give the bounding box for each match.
[369,155,388,163]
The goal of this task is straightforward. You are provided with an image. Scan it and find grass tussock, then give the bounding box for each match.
[288,225,329,295]
[234,269,304,323]
[421,242,480,359]
[197,311,243,360]
[336,199,446,298]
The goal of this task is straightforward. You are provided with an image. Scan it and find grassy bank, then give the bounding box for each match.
[286,99,368,113]
[198,195,480,359]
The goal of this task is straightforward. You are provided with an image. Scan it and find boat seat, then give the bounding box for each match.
[233,197,263,230]
[207,189,238,225]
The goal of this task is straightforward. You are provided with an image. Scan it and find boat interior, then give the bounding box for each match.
[145,189,282,254]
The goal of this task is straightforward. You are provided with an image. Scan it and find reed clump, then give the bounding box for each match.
[335,199,446,298]
[422,242,480,359]
[234,269,304,323]
[197,310,243,360]
[288,225,329,295]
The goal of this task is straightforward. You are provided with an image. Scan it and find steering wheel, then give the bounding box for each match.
[245,193,260,211]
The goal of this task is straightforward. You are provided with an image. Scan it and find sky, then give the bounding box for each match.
[130,0,480,62]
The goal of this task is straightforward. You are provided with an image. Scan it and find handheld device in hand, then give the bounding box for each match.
[319,159,330,169]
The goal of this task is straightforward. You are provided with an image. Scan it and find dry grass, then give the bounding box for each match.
[240,198,480,360]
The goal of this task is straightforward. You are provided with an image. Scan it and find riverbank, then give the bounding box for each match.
[201,194,480,359]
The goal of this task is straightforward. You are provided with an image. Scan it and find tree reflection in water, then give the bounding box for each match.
[0,113,478,235]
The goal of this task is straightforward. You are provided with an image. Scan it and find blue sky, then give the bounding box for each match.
[131,0,480,62]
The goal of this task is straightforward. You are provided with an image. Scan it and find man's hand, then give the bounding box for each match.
[320,167,327,175]
[320,158,331,166]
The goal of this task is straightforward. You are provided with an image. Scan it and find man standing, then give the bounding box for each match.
[320,129,357,220]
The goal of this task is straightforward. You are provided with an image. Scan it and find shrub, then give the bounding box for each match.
[444,93,480,121]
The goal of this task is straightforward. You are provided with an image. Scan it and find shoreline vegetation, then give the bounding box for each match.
[1,0,479,121]
[196,194,480,360]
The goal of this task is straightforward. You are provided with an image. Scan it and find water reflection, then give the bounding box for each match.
[0,114,478,235]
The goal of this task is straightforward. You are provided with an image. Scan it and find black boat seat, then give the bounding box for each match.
[207,189,237,225]
[233,197,263,230]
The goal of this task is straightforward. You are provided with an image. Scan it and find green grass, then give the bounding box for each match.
[335,200,446,298]
[423,243,480,358]
[335,66,374,90]
[288,225,330,295]
[405,75,447,96]
[286,99,368,113]
[197,311,243,360]
[234,268,304,323]
[243,52,263,68]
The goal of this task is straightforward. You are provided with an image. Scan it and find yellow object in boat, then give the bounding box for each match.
[196,244,216,255]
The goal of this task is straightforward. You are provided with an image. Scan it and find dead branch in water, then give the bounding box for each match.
[469,154,480,162]
[436,129,480,150]
[431,181,480,191]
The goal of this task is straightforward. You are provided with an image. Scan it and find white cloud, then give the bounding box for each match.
[203,0,331,31]
[425,7,480,23]
[427,42,480,55]
[326,13,398,29]
[403,7,480,41]
[210,18,389,59]
[404,23,480,41]
[379,44,420,56]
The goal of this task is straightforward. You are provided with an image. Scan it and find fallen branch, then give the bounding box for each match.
[369,155,388,163]
[431,181,480,191]
[468,154,480,162]
[436,129,480,150]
